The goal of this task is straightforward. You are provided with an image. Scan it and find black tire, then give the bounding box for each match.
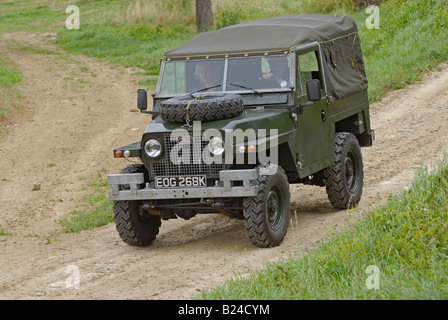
[243,165,290,248]
[113,164,161,246]
[323,132,363,209]
[160,94,244,123]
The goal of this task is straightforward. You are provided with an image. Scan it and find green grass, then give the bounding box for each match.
[57,178,113,233]
[56,16,196,75]
[0,228,13,237]
[0,0,64,33]
[199,154,448,299]
[0,55,23,117]
[0,55,22,87]
[354,0,448,101]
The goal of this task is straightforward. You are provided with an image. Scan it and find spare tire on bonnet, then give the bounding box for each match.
[160,94,244,123]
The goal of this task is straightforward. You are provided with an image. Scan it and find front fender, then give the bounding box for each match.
[113,141,142,158]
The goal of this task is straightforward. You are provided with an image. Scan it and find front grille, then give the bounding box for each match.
[149,134,224,179]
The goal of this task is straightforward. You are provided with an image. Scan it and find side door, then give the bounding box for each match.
[294,46,334,178]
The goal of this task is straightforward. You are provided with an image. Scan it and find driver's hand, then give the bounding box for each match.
[260,72,273,80]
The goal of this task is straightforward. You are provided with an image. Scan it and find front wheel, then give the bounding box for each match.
[323,132,364,209]
[243,165,290,248]
[113,164,161,246]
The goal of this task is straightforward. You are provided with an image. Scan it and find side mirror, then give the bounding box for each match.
[292,79,322,115]
[137,89,148,111]
[306,79,321,102]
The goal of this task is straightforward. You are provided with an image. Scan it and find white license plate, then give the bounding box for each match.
[155,175,207,188]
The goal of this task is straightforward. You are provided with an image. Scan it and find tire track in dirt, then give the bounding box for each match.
[1,32,448,299]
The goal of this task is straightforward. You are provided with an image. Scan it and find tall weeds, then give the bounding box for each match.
[113,0,381,29]
[114,0,195,26]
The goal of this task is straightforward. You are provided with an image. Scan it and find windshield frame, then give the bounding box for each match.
[156,54,294,98]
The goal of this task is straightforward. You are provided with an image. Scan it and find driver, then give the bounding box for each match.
[195,62,221,90]
[260,56,290,88]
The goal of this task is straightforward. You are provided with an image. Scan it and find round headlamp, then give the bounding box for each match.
[144,139,162,158]
[208,136,224,156]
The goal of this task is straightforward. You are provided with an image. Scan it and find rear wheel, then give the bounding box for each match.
[113,164,161,246]
[323,132,363,209]
[243,165,290,248]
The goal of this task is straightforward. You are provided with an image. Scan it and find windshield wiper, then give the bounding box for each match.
[228,83,262,96]
[189,84,222,96]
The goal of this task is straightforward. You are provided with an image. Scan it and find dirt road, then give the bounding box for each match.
[0,32,447,300]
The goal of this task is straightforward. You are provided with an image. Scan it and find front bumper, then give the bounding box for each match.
[108,169,259,201]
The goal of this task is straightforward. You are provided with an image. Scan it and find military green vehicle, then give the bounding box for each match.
[108,14,374,248]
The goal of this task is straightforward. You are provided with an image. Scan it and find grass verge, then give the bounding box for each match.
[0,0,64,33]
[199,154,448,299]
[354,0,448,101]
[57,178,113,233]
[0,228,13,237]
[0,55,23,118]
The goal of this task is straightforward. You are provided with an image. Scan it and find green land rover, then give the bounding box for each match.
[108,14,374,248]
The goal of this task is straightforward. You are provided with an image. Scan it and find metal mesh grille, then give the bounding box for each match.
[149,134,224,179]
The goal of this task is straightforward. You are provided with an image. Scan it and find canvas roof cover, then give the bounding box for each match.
[164,14,359,58]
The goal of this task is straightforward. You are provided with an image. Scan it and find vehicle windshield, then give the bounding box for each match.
[159,55,291,96]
